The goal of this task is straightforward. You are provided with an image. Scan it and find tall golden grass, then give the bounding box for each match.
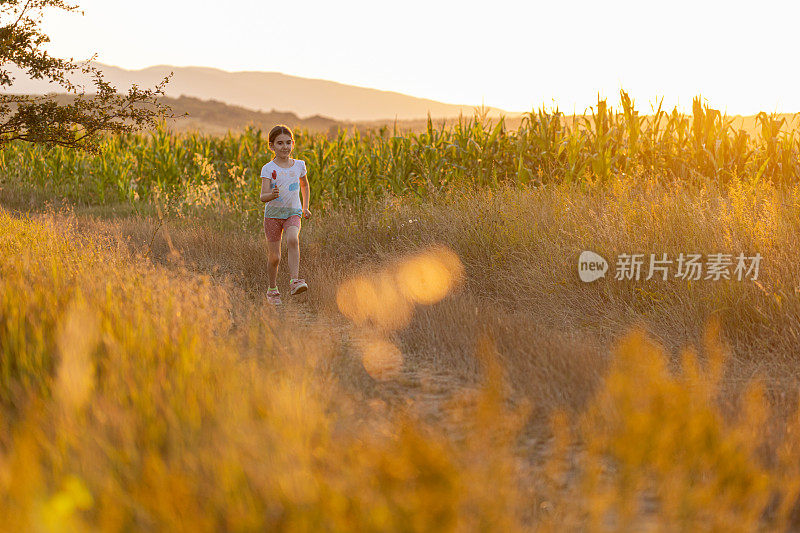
[0,208,528,530]
[2,169,800,528]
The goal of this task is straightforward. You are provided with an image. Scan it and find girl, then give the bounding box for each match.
[260,125,312,305]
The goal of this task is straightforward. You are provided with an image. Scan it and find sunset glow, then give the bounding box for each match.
[41,0,800,115]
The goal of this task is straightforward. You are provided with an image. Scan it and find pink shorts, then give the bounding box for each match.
[263,215,301,242]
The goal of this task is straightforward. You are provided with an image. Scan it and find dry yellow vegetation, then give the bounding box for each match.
[2,173,800,530]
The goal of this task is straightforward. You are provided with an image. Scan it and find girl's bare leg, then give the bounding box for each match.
[285,225,300,280]
[267,239,281,287]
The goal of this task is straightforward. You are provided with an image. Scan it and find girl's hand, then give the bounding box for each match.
[270,170,279,200]
[302,208,312,219]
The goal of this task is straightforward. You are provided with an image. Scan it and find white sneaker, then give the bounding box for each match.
[289,278,308,295]
[266,288,282,305]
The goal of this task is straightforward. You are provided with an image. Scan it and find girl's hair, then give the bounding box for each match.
[268,124,294,145]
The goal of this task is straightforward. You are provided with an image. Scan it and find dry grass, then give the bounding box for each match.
[8,173,797,412]
[2,174,800,529]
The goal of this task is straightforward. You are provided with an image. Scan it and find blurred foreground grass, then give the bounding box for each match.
[0,209,528,531]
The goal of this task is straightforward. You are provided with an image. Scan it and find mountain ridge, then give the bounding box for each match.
[3,63,511,122]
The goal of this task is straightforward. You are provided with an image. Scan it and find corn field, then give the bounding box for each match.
[1,91,798,212]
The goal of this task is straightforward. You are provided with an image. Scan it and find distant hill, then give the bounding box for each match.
[161,95,341,135]
[0,93,520,136]
[3,91,793,139]
[3,63,510,122]
[160,96,525,135]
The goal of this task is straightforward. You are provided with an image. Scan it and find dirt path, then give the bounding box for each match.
[276,295,466,420]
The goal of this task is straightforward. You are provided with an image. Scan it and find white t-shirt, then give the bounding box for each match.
[260,158,306,218]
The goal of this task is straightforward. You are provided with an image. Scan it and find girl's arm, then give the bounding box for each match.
[299,175,311,217]
[260,177,278,202]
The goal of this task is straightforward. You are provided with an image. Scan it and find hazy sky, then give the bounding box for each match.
[41,0,800,115]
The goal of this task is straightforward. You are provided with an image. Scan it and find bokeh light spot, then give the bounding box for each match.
[360,338,403,380]
[395,247,463,305]
[336,273,412,331]
[336,246,464,332]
